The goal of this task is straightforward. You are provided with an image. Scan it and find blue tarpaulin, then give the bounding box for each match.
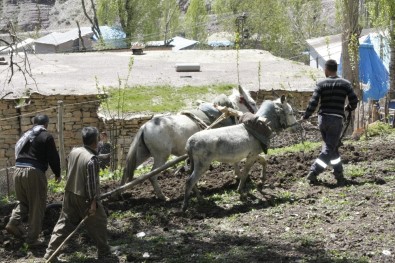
[92,26,127,48]
[339,34,389,102]
[359,35,389,101]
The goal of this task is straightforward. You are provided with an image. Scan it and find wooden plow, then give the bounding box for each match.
[100,154,188,200]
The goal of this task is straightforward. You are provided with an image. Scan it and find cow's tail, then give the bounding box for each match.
[185,139,194,173]
[121,125,151,185]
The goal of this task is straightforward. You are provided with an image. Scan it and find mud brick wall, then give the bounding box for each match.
[99,114,154,167]
[251,90,313,113]
[0,93,103,170]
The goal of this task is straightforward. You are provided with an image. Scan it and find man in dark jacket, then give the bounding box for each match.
[302,59,359,186]
[6,114,61,246]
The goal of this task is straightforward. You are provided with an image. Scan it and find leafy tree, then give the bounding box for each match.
[286,0,325,41]
[212,0,242,14]
[185,0,208,42]
[211,0,326,60]
[366,0,395,99]
[159,0,181,45]
[97,0,161,43]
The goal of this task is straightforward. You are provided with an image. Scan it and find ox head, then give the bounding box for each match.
[274,95,298,131]
[229,85,258,114]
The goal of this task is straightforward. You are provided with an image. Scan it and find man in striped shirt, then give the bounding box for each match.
[302,59,359,186]
[44,127,111,261]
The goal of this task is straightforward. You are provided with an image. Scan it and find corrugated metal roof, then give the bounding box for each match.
[35,27,93,45]
[306,28,376,66]
[0,38,35,54]
[146,36,198,51]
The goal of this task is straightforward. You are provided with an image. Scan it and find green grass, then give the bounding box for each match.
[345,165,368,178]
[209,190,240,204]
[99,167,123,181]
[48,178,66,194]
[102,84,236,113]
[267,141,320,156]
[109,210,139,220]
[0,194,16,206]
[361,122,393,139]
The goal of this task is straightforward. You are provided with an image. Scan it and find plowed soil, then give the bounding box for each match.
[1,127,395,263]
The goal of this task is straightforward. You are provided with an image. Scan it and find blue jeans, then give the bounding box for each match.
[310,114,344,176]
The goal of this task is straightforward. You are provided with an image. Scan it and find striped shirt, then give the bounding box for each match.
[303,76,359,119]
[86,156,100,200]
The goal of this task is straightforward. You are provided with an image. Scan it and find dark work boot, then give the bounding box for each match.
[5,222,26,239]
[306,171,319,185]
[334,173,347,187]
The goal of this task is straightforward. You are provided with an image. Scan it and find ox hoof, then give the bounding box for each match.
[239,192,247,201]
[157,195,170,202]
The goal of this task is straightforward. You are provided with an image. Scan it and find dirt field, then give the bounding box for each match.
[0,127,394,263]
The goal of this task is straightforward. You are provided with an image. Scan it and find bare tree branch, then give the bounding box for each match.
[1,21,37,93]
[81,0,101,40]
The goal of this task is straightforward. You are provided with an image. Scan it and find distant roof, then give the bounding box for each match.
[35,27,94,45]
[364,31,390,72]
[306,28,376,64]
[0,38,35,54]
[146,36,198,51]
[207,32,234,47]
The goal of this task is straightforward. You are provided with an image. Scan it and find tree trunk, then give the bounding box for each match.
[341,0,362,129]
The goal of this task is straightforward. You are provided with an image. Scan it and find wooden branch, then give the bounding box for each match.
[90,0,101,37]
[81,0,99,39]
[76,21,86,51]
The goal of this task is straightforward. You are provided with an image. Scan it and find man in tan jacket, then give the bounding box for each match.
[44,127,111,261]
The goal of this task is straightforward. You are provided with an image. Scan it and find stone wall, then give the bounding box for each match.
[251,89,313,113]
[99,114,154,169]
[0,93,103,170]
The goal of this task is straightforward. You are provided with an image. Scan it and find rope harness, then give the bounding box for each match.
[180,111,209,130]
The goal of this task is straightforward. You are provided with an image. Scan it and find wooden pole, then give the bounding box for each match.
[100,154,188,200]
[45,215,89,263]
[5,160,10,197]
[57,101,66,171]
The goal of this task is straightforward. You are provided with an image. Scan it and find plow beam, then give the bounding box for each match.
[100,154,188,200]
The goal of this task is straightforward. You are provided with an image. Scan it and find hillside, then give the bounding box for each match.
[0,0,337,35]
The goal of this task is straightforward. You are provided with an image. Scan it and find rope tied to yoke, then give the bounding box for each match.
[180,111,208,129]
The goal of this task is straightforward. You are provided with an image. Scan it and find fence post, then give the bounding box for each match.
[6,160,10,197]
[57,101,66,171]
